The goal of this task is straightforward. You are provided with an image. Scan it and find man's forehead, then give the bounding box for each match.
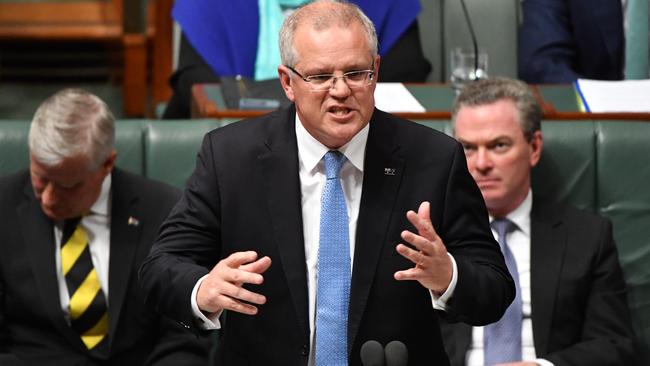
[30,155,93,181]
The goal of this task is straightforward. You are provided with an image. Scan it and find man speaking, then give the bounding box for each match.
[140,1,514,365]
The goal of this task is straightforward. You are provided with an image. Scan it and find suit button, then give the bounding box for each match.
[301,344,309,356]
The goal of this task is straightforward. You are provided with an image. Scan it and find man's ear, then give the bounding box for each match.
[373,54,381,82]
[278,65,296,102]
[529,130,543,168]
[102,149,117,176]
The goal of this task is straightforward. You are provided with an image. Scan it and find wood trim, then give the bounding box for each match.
[191,83,650,121]
[122,33,148,117]
[151,0,174,105]
[0,2,122,24]
[0,24,122,40]
[0,1,123,40]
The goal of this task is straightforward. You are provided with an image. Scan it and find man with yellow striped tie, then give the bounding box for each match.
[0,89,209,365]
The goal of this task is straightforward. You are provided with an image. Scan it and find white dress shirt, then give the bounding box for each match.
[190,116,459,364]
[54,175,112,322]
[465,190,553,366]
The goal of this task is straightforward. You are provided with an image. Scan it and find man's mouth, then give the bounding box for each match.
[328,106,352,116]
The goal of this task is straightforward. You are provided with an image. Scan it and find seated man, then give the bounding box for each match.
[0,89,209,366]
[162,0,432,118]
[443,77,636,366]
[518,0,625,83]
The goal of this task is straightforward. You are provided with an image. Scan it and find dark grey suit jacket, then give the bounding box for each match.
[0,168,209,366]
[441,200,636,366]
[140,105,515,365]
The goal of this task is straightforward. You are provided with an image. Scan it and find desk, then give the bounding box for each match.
[192,83,650,121]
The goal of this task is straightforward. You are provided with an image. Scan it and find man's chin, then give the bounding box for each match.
[42,207,72,221]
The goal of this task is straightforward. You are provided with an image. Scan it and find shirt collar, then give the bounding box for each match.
[490,189,532,236]
[89,173,111,217]
[295,113,368,173]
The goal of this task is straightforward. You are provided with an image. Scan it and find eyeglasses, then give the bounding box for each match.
[286,65,375,91]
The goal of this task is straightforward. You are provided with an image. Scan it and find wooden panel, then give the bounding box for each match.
[123,33,147,116]
[0,1,122,24]
[0,0,123,39]
[151,0,173,105]
[0,0,152,117]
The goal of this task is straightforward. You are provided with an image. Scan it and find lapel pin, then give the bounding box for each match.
[128,216,140,226]
[384,168,396,176]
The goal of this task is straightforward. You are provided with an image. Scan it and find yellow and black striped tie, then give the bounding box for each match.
[61,218,109,351]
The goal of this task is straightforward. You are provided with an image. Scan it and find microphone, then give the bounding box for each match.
[360,340,385,366]
[459,0,480,80]
[384,340,408,366]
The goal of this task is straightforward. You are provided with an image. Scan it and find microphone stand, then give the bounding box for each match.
[459,0,480,80]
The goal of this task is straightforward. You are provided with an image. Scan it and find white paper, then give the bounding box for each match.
[374,82,426,113]
[576,79,650,112]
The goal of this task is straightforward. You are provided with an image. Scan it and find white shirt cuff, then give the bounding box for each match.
[430,253,458,311]
[535,358,554,366]
[191,274,222,329]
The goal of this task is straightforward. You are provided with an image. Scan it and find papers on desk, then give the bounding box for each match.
[575,79,650,112]
[374,83,426,113]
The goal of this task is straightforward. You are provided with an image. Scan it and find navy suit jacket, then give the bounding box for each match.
[440,200,636,366]
[0,168,209,366]
[518,0,624,83]
[140,105,515,365]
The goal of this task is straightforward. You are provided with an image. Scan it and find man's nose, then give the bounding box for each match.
[474,148,493,171]
[328,76,352,97]
[40,183,58,205]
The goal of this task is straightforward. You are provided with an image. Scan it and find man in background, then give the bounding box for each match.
[518,0,625,83]
[0,88,209,366]
[443,77,636,366]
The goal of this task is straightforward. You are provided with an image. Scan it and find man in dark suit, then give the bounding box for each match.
[0,89,209,366]
[445,77,636,366]
[518,0,625,83]
[140,1,515,365]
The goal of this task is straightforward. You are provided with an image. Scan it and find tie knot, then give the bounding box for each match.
[491,218,516,242]
[62,217,83,245]
[323,150,346,179]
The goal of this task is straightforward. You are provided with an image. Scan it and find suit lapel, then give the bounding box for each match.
[348,110,404,350]
[18,183,87,350]
[259,107,310,339]
[106,169,142,349]
[530,201,567,355]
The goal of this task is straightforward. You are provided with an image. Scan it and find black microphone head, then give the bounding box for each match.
[360,340,385,366]
[384,340,408,366]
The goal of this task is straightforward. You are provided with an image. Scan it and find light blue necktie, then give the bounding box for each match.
[315,150,351,366]
[484,218,522,365]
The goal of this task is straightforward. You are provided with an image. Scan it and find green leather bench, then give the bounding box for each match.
[1,118,649,363]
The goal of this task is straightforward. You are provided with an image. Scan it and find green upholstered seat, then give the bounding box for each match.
[532,121,597,211]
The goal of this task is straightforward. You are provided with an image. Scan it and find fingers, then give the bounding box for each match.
[198,281,265,316]
[197,251,272,316]
[393,266,422,281]
[405,201,439,242]
[393,201,452,293]
[239,255,272,274]
[395,242,428,267]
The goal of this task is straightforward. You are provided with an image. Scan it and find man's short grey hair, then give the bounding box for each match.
[28,88,115,171]
[451,77,543,140]
[279,0,378,67]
